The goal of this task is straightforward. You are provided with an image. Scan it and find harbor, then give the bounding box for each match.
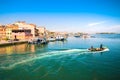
[0,0,120,80]
[0,34,120,80]
[0,21,68,47]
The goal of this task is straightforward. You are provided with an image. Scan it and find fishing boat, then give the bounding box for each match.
[88,47,109,52]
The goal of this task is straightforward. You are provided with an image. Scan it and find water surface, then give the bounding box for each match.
[0,34,120,80]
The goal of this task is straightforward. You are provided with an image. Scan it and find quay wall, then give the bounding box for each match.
[0,41,28,47]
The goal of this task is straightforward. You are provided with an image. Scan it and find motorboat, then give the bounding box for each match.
[56,36,65,41]
[88,47,109,52]
[48,37,56,42]
[28,38,47,44]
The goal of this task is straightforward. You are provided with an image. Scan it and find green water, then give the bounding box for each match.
[0,34,120,80]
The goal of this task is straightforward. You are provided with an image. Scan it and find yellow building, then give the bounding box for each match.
[6,28,12,39]
[0,25,6,40]
[5,24,18,40]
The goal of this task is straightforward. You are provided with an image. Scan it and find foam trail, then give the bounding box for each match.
[56,65,62,73]
[1,48,109,70]
[32,66,42,72]
[40,71,50,79]
[0,49,89,70]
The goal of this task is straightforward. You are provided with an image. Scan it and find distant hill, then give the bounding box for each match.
[96,32,119,34]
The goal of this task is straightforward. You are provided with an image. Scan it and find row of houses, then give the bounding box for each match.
[0,21,47,41]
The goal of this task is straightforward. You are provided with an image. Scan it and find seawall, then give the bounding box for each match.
[0,41,28,47]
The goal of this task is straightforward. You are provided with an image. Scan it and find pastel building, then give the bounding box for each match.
[12,29,32,40]
[37,27,47,38]
[6,24,18,39]
[0,25,6,40]
[15,21,36,38]
[0,21,48,41]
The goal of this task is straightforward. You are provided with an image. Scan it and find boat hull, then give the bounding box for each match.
[88,47,109,52]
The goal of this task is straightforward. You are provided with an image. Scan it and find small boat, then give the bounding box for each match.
[74,35,81,38]
[88,47,109,52]
[28,38,47,44]
[48,37,56,42]
[56,36,65,41]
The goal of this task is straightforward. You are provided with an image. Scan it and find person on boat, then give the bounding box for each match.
[100,44,103,50]
[89,46,94,51]
[91,46,93,49]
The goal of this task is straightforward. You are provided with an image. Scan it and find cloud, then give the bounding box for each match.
[88,21,106,26]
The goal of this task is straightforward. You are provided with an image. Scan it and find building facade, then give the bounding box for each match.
[12,29,32,40]
[15,21,36,38]
[6,24,18,40]
[0,25,6,40]
[0,21,48,41]
[37,27,47,38]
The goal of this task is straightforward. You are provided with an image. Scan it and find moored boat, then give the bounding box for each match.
[48,37,56,42]
[56,36,65,41]
[28,38,47,44]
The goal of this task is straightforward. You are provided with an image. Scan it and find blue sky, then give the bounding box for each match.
[0,0,120,33]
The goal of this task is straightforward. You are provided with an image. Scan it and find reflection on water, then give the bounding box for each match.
[0,43,48,55]
[0,44,28,55]
[49,40,67,45]
[30,45,35,53]
[0,41,67,55]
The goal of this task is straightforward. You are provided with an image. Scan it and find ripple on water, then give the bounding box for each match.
[0,48,92,70]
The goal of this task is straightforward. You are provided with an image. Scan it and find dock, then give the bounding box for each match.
[0,40,28,47]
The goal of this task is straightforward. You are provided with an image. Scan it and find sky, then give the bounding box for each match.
[0,0,120,33]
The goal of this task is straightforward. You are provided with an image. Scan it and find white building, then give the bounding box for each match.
[37,27,47,38]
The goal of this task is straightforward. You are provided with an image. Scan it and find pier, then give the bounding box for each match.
[0,40,28,47]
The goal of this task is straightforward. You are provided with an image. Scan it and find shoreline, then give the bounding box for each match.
[0,40,28,47]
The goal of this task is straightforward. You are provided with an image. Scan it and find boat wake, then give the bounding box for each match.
[0,48,109,70]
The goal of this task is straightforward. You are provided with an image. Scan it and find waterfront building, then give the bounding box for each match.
[48,31,56,38]
[37,27,46,37]
[0,22,48,41]
[37,27,48,38]
[0,25,6,40]
[14,21,36,38]
[5,24,18,40]
[12,29,32,40]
